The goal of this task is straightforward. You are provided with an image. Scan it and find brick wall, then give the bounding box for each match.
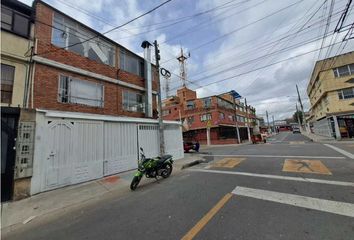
[33,2,158,117]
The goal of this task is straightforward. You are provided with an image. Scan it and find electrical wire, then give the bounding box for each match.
[36,0,174,56]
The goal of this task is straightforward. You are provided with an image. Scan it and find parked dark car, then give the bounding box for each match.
[184,141,200,153]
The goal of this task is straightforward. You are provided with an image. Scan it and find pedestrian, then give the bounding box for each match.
[195,140,200,152]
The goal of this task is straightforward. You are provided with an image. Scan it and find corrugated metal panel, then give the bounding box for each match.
[164,124,184,160]
[71,121,104,184]
[138,124,159,159]
[103,122,138,175]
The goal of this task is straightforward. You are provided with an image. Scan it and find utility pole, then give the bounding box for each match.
[272,115,275,134]
[296,84,307,131]
[153,40,165,156]
[266,110,270,133]
[296,104,301,126]
[245,98,251,142]
[232,96,241,144]
[176,48,190,87]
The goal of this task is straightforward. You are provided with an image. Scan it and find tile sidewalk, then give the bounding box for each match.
[1,155,203,231]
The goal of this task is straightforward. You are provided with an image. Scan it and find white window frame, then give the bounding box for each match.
[58,74,104,107]
[333,64,354,78]
[122,90,145,113]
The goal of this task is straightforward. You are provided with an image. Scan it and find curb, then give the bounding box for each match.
[181,159,206,169]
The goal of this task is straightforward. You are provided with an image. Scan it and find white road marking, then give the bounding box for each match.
[200,154,345,159]
[324,144,354,159]
[188,169,354,187]
[232,186,354,218]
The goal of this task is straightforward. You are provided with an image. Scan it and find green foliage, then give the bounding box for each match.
[293,110,303,124]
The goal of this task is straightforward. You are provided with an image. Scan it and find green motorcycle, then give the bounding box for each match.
[130,148,174,190]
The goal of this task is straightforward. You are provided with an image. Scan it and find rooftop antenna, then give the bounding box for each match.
[177,48,190,87]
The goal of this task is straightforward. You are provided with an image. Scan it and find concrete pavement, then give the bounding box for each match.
[1,155,202,232]
[3,132,354,240]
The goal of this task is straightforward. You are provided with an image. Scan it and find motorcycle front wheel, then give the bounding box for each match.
[161,163,173,178]
[130,176,141,190]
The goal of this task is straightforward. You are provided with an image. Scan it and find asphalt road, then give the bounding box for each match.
[3,132,354,240]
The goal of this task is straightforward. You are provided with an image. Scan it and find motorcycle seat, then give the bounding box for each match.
[158,154,172,163]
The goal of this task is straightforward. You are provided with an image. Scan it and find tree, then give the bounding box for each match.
[293,110,303,124]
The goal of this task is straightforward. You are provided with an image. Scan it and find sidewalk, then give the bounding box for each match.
[1,155,202,231]
[301,131,354,143]
[200,141,252,150]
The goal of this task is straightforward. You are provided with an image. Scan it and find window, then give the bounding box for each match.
[200,113,212,122]
[203,97,212,108]
[219,112,225,119]
[162,109,170,116]
[123,91,145,113]
[217,98,233,109]
[333,64,354,78]
[120,50,144,77]
[186,100,195,110]
[1,6,30,37]
[52,13,115,67]
[187,116,194,125]
[1,64,15,103]
[228,115,233,121]
[338,88,354,100]
[58,75,104,107]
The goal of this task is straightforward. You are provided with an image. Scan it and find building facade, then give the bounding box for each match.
[307,51,354,139]
[1,0,34,202]
[162,87,257,145]
[1,0,183,201]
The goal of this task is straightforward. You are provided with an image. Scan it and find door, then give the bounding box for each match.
[138,124,159,159]
[103,122,138,175]
[45,121,73,190]
[1,111,19,202]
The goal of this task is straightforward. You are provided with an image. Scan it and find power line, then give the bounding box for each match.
[170,40,343,92]
[160,0,304,64]
[36,0,174,56]
[159,0,268,46]
[168,7,346,82]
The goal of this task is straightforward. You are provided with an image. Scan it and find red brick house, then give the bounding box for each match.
[30,0,158,117]
[162,87,257,145]
[4,0,183,199]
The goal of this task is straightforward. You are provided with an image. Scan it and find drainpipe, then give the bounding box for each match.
[141,41,153,118]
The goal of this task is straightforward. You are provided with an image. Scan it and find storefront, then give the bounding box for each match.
[337,113,354,138]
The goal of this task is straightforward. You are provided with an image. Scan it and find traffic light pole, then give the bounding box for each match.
[153,40,165,156]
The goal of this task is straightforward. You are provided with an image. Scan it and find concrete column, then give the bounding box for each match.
[333,115,341,140]
[207,127,211,146]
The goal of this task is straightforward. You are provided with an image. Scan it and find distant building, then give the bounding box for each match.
[162,87,257,145]
[307,51,354,139]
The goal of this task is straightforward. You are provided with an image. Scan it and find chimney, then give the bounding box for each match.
[141,41,153,117]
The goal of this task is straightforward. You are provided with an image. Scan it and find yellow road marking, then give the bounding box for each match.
[212,158,245,168]
[289,141,305,144]
[181,193,233,240]
[282,159,332,175]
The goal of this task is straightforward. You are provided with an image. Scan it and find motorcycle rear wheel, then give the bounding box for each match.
[130,176,141,190]
[161,163,173,178]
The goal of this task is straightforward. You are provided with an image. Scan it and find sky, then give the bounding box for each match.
[20,0,354,120]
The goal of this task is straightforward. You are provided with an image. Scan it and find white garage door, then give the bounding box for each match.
[164,124,184,160]
[103,122,138,175]
[138,124,159,159]
[71,121,104,184]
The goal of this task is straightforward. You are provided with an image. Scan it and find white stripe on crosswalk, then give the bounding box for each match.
[200,154,345,159]
[232,186,354,217]
[188,169,354,187]
[324,144,354,159]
